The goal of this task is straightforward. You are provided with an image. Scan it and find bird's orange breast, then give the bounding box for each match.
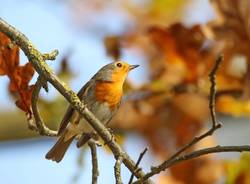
[94,81,123,110]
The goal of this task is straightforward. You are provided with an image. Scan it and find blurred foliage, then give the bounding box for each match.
[103,0,250,183]
[1,0,250,183]
[123,0,189,25]
[0,111,36,140]
[225,153,250,184]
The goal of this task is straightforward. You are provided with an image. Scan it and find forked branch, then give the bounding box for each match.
[132,55,250,184]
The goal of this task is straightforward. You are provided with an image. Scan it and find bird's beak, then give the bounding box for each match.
[129,64,139,71]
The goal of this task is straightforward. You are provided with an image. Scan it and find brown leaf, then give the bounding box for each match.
[0,32,35,115]
[15,85,35,113]
[0,32,19,75]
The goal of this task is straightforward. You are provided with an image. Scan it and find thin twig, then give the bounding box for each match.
[43,49,59,60]
[115,156,123,184]
[166,123,221,163]
[133,145,250,184]
[157,55,223,161]
[128,148,148,184]
[88,140,99,184]
[31,76,57,136]
[27,50,58,130]
[0,18,152,184]
[209,54,223,128]
[133,55,224,183]
[27,114,37,131]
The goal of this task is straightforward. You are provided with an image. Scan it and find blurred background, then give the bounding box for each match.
[1,0,250,183]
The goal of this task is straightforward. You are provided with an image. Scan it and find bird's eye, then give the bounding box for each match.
[116,62,122,68]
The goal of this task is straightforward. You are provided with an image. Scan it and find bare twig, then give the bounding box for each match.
[157,55,223,162]
[165,123,221,165]
[43,49,59,60]
[115,156,123,184]
[0,18,152,184]
[31,76,57,136]
[133,145,250,184]
[27,114,37,131]
[132,55,227,183]
[209,54,223,128]
[128,148,148,184]
[88,140,99,184]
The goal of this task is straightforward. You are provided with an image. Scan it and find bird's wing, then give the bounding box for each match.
[57,80,93,135]
[105,100,121,125]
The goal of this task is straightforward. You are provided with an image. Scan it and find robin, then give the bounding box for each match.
[45,61,139,162]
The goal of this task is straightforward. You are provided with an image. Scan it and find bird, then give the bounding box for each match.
[45,61,139,162]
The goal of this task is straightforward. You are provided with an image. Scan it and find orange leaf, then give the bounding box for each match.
[0,32,35,115]
[15,85,35,113]
[0,32,19,75]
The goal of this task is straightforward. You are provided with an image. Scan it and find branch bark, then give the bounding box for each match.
[88,140,99,184]
[209,54,223,128]
[128,148,148,184]
[0,18,152,184]
[31,75,58,136]
[133,145,250,184]
[114,156,123,184]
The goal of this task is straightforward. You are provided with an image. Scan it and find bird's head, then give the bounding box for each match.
[97,61,139,83]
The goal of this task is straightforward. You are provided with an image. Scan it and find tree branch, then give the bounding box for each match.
[30,48,59,136]
[4,17,248,184]
[132,54,243,183]
[88,140,99,184]
[31,75,57,136]
[0,18,152,184]
[114,156,123,184]
[154,55,223,163]
[133,145,250,184]
[128,148,148,184]
[209,54,223,128]
[43,49,59,60]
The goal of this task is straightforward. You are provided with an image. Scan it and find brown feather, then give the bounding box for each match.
[58,80,92,135]
[45,131,75,163]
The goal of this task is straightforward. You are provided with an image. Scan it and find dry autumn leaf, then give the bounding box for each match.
[0,32,35,115]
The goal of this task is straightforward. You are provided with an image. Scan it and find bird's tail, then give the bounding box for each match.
[45,131,75,163]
